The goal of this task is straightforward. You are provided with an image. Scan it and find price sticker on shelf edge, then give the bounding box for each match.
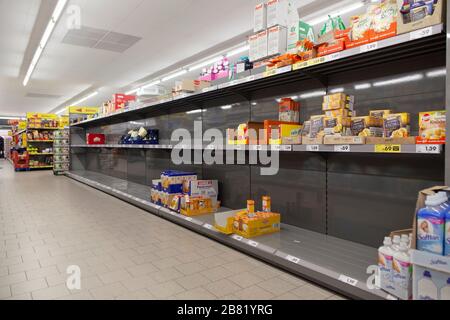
[334,145,351,152]
[185,217,193,222]
[281,145,292,151]
[328,52,341,62]
[375,144,401,153]
[271,145,281,151]
[248,240,259,248]
[410,27,432,40]
[286,255,301,264]
[360,42,378,53]
[232,235,243,242]
[338,274,358,287]
[264,69,277,77]
[416,144,440,154]
[307,145,320,152]
[203,223,214,230]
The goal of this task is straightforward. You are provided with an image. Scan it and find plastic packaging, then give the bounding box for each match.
[441,278,450,300]
[393,243,412,300]
[378,237,395,293]
[418,271,438,300]
[417,194,445,255]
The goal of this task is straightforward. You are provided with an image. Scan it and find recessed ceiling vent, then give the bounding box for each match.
[62,26,141,53]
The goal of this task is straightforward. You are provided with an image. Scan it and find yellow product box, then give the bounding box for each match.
[383,113,410,138]
[418,111,446,143]
[214,210,243,235]
[269,124,302,145]
[180,196,218,217]
[324,109,354,117]
[233,212,281,238]
[324,116,352,135]
[370,109,392,119]
[309,115,326,138]
[351,116,384,137]
[323,93,354,103]
[322,101,354,111]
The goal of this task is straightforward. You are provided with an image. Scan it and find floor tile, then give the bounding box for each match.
[11,278,48,296]
[31,284,70,300]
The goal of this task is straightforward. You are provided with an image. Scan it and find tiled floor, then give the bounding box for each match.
[0,160,344,300]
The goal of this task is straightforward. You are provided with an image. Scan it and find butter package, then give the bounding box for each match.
[325,109,354,117]
[383,113,410,138]
[370,109,392,119]
[322,94,355,111]
[418,111,446,143]
[309,115,325,138]
[323,93,355,104]
[324,116,352,135]
[301,121,311,137]
[351,116,384,137]
[169,194,183,212]
[270,124,302,145]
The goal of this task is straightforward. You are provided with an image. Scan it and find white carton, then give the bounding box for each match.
[256,30,268,61]
[254,2,267,33]
[267,25,287,56]
[249,34,258,62]
[187,180,219,206]
[411,249,450,300]
[267,0,288,28]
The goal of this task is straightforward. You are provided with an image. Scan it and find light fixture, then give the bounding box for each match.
[426,69,446,78]
[226,45,250,57]
[299,91,326,99]
[142,80,162,89]
[354,83,371,90]
[373,74,423,87]
[290,95,299,100]
[221,105,232,110]
[0,116,25,120]
[56,108,66,115]
[188,57,223,72]
[125,88,140,95]
[72,91,99,106]
[162,70,188,82]
[251,102,257,106]
[23,0,68,86]
[330,87,344,93]
[305,2,364,26]
[186,109,204,114]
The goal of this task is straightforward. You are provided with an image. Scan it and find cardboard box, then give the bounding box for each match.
[396,0,445,35]
[254,2,267,32]
[257,30,268,60]
[249,34,258,62]
[233,211,281,238]
[317,39,346,57]
[278,98,300,123]
[323,135,365,145]
[325,109,353,118]
[232,122,265,145]
[269,124,302,145]
[309,115,326,138]
[365,137,416,145]
[287,20,314,52]
[417,110,446,144]
[383,113,410,138]
[302,136,324,145]
[267,0,288,28]
[268,25,287,56]
[264,120,298,144]
[214,210,243,235]
[323,116,352,136]
[351,116,384,137]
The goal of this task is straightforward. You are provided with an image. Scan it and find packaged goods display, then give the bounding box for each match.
[266,0,288,28]
[278,98,300,122]
[418,110,446,144]
[227,122,265,145]
[254,2,267,33]
[199,58,230,82]
[86,134,106,145]
[383,113,410,138]
[27,130,54,141]
[53,129,70,175]
[119,127,159,145]
[398,0,444,34]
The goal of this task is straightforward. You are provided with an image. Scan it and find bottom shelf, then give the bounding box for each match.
[65,170,393,300]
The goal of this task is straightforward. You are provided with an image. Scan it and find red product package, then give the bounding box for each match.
[86,134,106,145]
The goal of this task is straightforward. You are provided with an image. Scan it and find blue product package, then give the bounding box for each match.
[417,197,445,255]
[445,208,450,256]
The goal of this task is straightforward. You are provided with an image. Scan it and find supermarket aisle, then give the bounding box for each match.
[0,160,342,300]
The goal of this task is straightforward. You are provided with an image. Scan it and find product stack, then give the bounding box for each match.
[214,196,281,238]
[378,187,450,300]
[53,129,70,175]
[150,171,220,217]
[119,127,159,145]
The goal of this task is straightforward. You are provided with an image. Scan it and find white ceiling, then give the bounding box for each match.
[0,0,317,117]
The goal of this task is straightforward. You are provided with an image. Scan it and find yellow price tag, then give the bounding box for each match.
[374,144,402,153]
[292,61,308,70]
[264,69,277,77]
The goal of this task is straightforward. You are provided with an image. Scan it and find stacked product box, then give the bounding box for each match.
[53,129,70,175]
[150,171,220,217]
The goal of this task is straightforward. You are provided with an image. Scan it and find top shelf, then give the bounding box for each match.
[71,24,445,128]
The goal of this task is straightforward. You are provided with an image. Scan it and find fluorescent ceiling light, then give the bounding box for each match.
[72,91,99,106]
[426,69,446,78]
[23,0,67,86]
[330,87,344,93]
[226,45,250,57]
[125,88,140,95]
[0,116,25,120]
[373,74,423,87]
[300,91,326,99]
[354,83,371,90]
[186,109,203,114]
[162,70,187,82]
[305,2,365,26]
[142,80,162,89]
[251,102,257,106]
[221,105,232,110]
[56,108,66,115]
[290,96,299,100]
[188,56,223,72]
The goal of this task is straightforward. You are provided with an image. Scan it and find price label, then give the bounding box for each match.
[375,144,401,153]
[286,255,301,264]
[306,145,320,152]
[308,57,326,66]
[277,65,292,74]
[338,275,358,287]
[334,145,351,152]
[264,69,277,77]
[232,235,243,241]
[271,145,281,151]
[250,145,262,151]
[206,145,216,150]
[185,217,193,222]
[360,42,378,53]
[246,75,255,82]
[416,144,440,154]
[248,240,259,248]
[410,27,432,40]
[328,52,341,61]
[235,145,245,151]
[281,145,292,151]
[203,224,214,230]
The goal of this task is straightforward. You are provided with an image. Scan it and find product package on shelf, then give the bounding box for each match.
[417,110,446,144]
[369,0,398,41]
[119,127,159,145]
[254,2,267,33]
[267,0,288,28]
[86,133,106,145]
[181,180,220,216]
[397,0,444,35]
[227,122,265,145]
[53,129,70,175]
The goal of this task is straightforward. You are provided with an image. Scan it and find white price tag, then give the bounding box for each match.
[203,224,214,230]
[248,240,259,248]
[206,145,215,150]
[247,75,255,82]
[360,42,378,53]
[416,144,440,154]
[281,145,292,151]
[328,52,341,61]
[306,145,320,152]
[338,275,358,287]
[286,255,301,264]
[334,145,351,152]
[235,145,245,151]
[410,27,432,40]
[185,217,193,222]
[277,65,292,74]
[249,145,261,151]
[271,145,281,151]
[232,235,243,241]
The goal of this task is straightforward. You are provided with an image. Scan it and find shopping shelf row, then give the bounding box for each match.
[70,24,444,127]
[70,143,443,154]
